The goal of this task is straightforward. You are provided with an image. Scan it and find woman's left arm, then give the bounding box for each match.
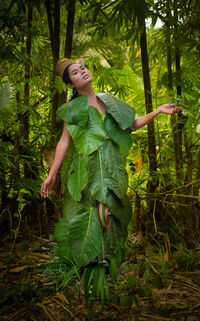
[133,103,182,131]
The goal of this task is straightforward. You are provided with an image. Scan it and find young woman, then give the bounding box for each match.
[41,58,181,197]
[41,58,181,268]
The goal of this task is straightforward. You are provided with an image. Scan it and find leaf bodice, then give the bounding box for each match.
[57,93,135,156]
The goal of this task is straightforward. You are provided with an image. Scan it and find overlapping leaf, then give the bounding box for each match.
[104,113,132,152]
[63,187,95,222]
[54,218,74,264]
[88,149,114,203]
[97,93,135,130]
[67,153,88,201]
[67,106,106,155]
[102,138,128,198]
[56,95,88,126]
[63,190,83,222]
[54,217,70,244]
[68,208,102,267]
[60,140,75,188]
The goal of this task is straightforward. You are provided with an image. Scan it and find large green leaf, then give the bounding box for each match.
[88,149,114,203]
[67,153,88,201]
[56,243,74,265]
[63,190,83,222]
[97,93,135,130]
[67,106,106,155]
[104,113,132,152]
[63,186,96,222]
[69,208,102,267]
[56,95,88,126]
[54,217,70,244]
[60,140,75,188]
[102,139,128,198]
[54,217,75,265]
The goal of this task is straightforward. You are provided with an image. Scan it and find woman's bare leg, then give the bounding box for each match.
[99,203,111,228]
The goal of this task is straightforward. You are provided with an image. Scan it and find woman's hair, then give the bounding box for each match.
[62,64,79,101]
[62,64,73,84]
[70,88,79,101]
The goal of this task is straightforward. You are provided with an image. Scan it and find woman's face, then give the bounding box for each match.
[67,63,93,90]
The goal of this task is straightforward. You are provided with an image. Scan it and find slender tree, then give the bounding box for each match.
[44,0,61,144]
[65,0,76,58]
[139,18,158,196]
[163,0,183,183]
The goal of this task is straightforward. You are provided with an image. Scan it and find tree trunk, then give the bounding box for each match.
[45,0,61,144]
[166,0,173,92]
[194,147,200,197]
[45,0,76,140]
[165,0,181,182]
[173,0,184,183]
[140,21,158,198]
[59,0,76,106]
[51,0,60,144]
[65,0,76,58]
[23,6,33,141]
[14,91,20,177]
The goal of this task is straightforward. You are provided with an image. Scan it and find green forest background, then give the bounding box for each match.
[0,0,200,318]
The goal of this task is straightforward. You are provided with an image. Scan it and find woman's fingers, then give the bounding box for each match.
[41,182,51,198]
[41,175,56,198]
[41,184,46,198]
[159,104,182,114]
[171,106,182,114]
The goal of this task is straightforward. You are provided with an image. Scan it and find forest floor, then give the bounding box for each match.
[0,231,200,321]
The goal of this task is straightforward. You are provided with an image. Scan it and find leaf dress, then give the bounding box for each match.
[54,93,135,272]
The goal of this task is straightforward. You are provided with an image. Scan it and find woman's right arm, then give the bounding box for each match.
[41,121,71,198]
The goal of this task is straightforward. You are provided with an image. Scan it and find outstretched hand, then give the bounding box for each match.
[158,103,182,115]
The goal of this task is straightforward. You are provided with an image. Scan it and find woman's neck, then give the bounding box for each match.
[77,85,96,98]
[77,85,106,115]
